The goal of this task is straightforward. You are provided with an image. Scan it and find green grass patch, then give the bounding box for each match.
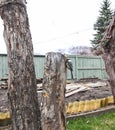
[67,112,115,130]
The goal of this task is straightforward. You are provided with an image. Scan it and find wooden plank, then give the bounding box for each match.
[67,105,115,120]
[65,87,88,97]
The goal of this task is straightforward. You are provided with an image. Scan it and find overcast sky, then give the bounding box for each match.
[0,0,115,54]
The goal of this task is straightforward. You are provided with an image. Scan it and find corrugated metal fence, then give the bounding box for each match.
[0,54,107,80]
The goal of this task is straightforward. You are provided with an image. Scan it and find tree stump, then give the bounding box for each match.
[41,52,67,130]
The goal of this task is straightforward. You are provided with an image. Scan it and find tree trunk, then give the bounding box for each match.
[0,0,42,130]
[41,52,66,130]
[102,51,115,104]
[96,14,115,104]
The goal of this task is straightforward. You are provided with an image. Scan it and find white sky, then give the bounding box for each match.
[0,0,115,54]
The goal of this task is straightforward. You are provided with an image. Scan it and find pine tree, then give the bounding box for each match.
[91,0,113,48]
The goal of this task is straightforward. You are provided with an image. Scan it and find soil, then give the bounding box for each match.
[0,85,9,113]
[0,79,113,113]
[66,79,112,103]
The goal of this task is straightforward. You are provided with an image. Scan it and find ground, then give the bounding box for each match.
[66,79,112,103]
[0,84,9,113]
[0,79,112,113]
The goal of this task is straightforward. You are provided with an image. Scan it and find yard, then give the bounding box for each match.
[0,78,114,129]
[67,112,115,130]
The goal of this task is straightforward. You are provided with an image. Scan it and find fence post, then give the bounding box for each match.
[41,52,67,130]
[75,55,78,80]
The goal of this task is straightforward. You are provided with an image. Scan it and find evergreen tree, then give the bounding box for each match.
[91,0,113,48]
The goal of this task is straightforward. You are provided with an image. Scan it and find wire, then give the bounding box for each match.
[35,28,92,44]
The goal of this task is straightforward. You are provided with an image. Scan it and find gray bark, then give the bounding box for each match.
[41,52,67,130]
[0,1,42,130]
[98,14,115,104]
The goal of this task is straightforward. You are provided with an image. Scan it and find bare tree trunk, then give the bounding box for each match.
[96,14,115,104]
[41,52,66,130]
[102,52,115,104]
[0,0,42,130]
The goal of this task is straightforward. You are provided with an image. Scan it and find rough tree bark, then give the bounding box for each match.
[41,52,67,130]
[0,0,42,129]
[96,14,115,104]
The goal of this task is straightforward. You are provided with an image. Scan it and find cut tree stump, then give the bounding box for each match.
[41,52,67,130]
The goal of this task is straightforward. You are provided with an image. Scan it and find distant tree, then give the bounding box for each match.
[91,0,112,48]
[57,48,67,54]
[67,46,92,55]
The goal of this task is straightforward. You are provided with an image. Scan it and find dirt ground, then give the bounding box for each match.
[0,84,9,113]
[0,79,113,113]
[66,79,112,103]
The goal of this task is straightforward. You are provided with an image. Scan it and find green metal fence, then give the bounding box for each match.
[0,54,107,80]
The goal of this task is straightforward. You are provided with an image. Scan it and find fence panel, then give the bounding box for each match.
[34,55,45,78]
[0,54,107,80]
[67,55,107,80]
[0,54,8,79]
